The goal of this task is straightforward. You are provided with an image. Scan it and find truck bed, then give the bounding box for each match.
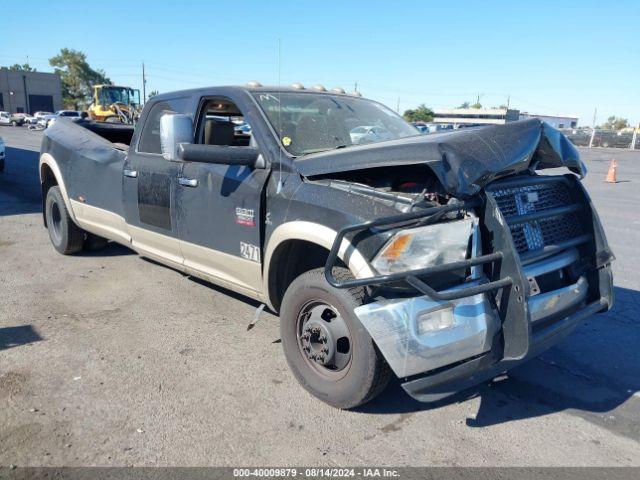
[41,119,130,218]
[79,121,135,147]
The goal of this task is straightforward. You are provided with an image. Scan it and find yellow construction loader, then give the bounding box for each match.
[87,85,142,124]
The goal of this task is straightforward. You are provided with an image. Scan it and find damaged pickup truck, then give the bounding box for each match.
[40,84,614,408]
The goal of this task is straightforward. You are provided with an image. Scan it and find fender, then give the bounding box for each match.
[262,221,376,310]
[39,152,78,223]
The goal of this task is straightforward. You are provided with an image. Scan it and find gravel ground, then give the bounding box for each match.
[0,126,639,466]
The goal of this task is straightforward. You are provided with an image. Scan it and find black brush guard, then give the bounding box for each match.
[324,175,612,376]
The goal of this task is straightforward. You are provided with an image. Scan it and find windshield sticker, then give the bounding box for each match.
[282,136,292,146]
[259,93,279,103]
[235,207,256,227]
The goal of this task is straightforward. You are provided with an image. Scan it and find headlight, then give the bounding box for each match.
[371,217,474,275]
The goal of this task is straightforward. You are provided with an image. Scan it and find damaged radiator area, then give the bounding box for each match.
[308,163,451,212]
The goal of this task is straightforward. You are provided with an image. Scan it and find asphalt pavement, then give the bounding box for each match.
[0,126,639,466]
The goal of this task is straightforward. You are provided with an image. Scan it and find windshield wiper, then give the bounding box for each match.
[300,145,350,155]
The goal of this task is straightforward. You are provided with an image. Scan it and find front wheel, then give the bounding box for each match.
[280,268,391,409]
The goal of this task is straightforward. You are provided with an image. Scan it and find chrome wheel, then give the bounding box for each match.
[296,300,352,380]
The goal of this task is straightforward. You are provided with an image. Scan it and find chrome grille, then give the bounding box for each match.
[491,180,582,254]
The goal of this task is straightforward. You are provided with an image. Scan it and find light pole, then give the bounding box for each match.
[8,91,14,113]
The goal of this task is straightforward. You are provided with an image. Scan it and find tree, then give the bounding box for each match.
[49,48,111,109]
[9,63,36,72]
[602,116,629,131]
[403,103,434,123]
[147,90,159,98]
[458,101,470,109]
[470,102,482,109]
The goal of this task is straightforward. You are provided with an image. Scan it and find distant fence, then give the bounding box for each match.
[562,128,640,149]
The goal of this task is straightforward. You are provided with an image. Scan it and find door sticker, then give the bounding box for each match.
[240,242,261,262]
[235,207,256,227]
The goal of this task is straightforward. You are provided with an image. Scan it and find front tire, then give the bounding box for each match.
[280,267,391,409]
[45,186,85,254]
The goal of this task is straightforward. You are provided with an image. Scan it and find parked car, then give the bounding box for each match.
[349,125,395,144]
[37,115,58,128]
[0,111,25,126]
[33,111,54,121]
[0,136,5,171]
[411,122,429,133]
[11,113,29,124]
[39,85,613,409]
[56,110,83,122]
[427,123,454,133]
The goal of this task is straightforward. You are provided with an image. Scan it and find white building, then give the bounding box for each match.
[433,108,520,126]
[519,112,578,129]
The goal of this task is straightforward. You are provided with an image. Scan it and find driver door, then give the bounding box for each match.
[175,95,270,295]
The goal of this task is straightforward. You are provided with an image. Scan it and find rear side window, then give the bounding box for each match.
[138,97,190,154]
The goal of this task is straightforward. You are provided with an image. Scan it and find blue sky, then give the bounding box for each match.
[3,0,638,125]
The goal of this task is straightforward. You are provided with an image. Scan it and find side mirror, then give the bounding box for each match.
[178,144,265,168]
[160,113,193,161]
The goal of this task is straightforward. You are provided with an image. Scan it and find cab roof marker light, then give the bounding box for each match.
[291,83,305,90]
[246,81,263,88]
[312,85,327,92]
[331,87,346,94]
[350,91,362,97]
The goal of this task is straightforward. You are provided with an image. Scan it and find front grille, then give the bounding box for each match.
[490,180,582,254]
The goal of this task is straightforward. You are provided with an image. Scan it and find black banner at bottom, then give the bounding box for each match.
[0,467,638,480]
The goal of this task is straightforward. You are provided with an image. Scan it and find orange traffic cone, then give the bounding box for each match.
[606,159,618,183]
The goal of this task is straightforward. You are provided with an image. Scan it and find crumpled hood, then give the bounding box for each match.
[295,119,585,198]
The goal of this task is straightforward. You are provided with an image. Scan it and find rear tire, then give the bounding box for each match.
[45,186,85,254]
[280,267,392,409]
[84,233,108,251]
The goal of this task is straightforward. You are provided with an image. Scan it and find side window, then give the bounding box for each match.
[138,97,190,154]
[196,97,253,148]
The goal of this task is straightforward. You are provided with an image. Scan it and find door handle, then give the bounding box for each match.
[178,177,198,188]
[123,169,138,178]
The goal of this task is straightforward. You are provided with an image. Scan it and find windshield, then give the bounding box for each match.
[100,87,132,105]
[252,92,418,156]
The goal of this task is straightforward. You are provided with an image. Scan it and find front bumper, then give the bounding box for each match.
[401,296,610,402]
[354,282,500,378]
[356,264,612,402]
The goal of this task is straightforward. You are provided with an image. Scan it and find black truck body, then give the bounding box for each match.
[39,85,614,408]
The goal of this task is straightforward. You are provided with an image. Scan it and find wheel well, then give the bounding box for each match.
[268,240,342,313]
[40,164,58,227]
